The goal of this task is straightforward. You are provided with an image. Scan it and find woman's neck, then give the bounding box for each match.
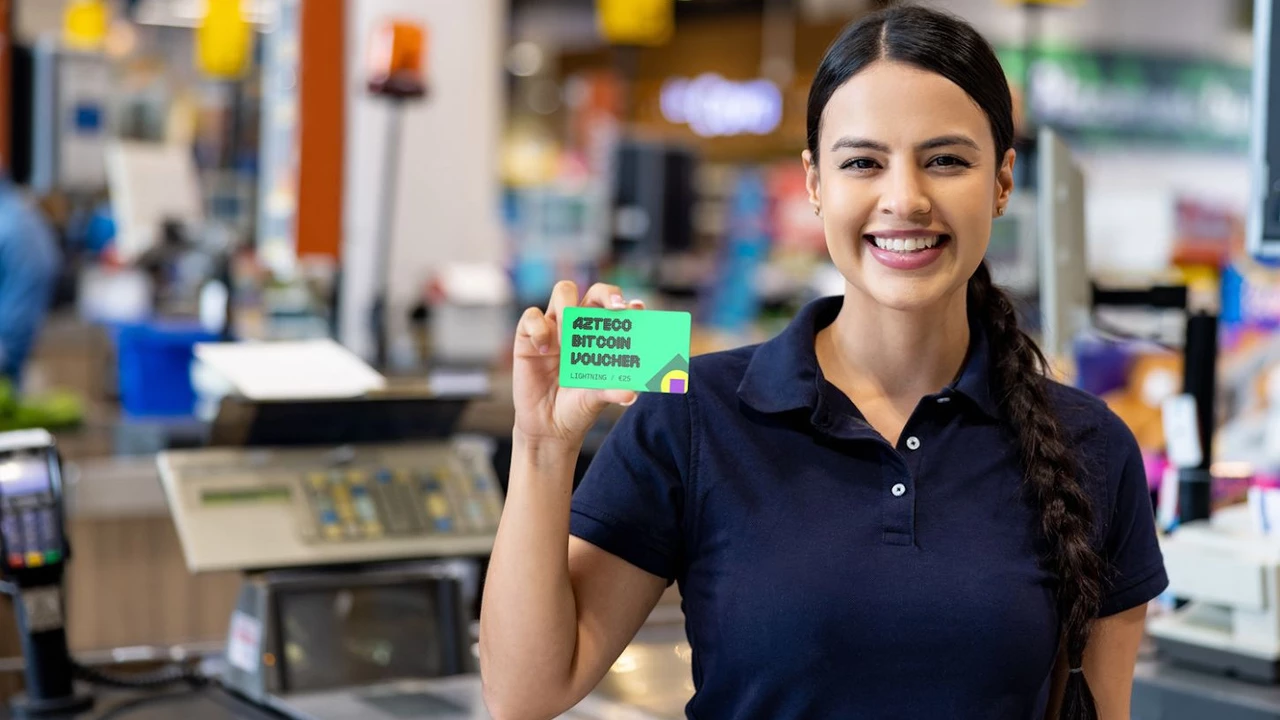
[817,284,972,406]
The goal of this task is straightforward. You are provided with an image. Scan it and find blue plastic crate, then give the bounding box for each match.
[115,321,221,418]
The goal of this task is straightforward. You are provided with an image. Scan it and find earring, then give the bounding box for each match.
[814,206,821,217]
[996,206,1005,217]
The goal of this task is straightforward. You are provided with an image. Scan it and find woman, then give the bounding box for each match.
[480,6,1166,719]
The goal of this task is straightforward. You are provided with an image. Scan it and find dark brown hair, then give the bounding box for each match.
[806,6,1102,718]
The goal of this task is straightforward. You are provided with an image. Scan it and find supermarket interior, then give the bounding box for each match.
[0,0,1278,718]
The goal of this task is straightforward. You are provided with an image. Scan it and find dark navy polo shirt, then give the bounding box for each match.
[569,295,1168,720]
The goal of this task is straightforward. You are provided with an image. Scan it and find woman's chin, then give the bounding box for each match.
[855,274,960,314]
[870,292,946,314]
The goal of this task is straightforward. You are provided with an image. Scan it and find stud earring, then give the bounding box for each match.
[996,206,1005,217]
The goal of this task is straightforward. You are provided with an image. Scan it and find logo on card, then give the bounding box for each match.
[647,355,690,394]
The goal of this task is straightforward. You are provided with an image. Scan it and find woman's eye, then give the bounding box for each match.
[840,158,878,171]
[929,155,971,169]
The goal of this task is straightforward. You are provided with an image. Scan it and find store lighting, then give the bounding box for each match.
[134,0,277,30]
[506,41,544,78]
[660,73,782,138]
[1212,461,1255,480]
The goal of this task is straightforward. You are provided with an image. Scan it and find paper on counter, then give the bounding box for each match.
[195,339,386,401]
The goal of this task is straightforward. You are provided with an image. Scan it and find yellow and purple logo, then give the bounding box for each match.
[659,369,689,394]
[646,355,690,394]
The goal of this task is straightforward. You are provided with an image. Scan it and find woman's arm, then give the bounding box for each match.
[479,438,667,720]
[480,280,670,719]
[1082,603,1148,719]
[1048,603,1148,720]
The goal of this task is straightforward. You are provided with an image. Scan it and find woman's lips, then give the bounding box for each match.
[864,233,949,271]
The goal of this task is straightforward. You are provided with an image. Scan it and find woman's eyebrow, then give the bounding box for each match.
[828,135,981,153]
[829,136,890,153]
[916,134,981,152]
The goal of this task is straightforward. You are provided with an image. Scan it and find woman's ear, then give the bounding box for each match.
[802,149,821,208]
[995,148,1016,212]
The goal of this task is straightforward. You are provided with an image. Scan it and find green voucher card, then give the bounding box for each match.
[559,307,692,394]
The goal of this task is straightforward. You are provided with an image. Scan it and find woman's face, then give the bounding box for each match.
[804,60,1015,313]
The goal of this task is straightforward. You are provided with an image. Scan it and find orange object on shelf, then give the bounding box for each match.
[366,19,428,99]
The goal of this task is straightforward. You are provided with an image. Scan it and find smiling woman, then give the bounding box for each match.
[803,60,1011,312]
[481,6,1166,720]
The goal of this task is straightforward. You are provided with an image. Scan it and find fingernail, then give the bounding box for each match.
[538,345,550,354]
[610,294,625,309]
[620,394,638,407]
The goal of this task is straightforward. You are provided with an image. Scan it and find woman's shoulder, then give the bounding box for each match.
[1041,378,1147,504]
[691,343,759,371]
[666,344,761,408]
[1041,378,1134,444]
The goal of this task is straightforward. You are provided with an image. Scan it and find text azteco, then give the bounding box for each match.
[568,315,641,369]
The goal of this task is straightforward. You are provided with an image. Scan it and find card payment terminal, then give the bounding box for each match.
[0,429,92,716]
[0,432,68,576]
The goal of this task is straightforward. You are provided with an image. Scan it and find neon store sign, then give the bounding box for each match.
[660,73,783,138]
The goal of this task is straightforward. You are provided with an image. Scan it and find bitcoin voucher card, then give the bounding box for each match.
[559,307,692,394]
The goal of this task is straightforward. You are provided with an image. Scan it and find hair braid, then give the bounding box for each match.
[969,262,1103,719]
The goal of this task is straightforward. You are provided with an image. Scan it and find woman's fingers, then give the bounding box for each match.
[523,281,642,358]
[598,389,639,407]
[581,282,626,310]
[545,280,581,321]
[517,307,555,355]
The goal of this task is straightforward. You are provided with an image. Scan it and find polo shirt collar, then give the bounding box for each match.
[736,295,1001,421]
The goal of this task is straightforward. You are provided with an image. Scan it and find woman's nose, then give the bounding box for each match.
[878,166,931,219]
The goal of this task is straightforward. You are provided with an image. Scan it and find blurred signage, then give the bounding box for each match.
[1223,262,1280,329]
[1000,47,1251,150]
[63,0,109,50]
[197,0,252,79]
[1173,196,1243,268]
[660,74,783,138]
[597,0,673,46]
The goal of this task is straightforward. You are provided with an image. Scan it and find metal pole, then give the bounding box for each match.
[371,100,404,370]
[1178,312,1218,523]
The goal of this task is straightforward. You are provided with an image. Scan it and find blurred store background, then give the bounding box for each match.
[0,0,1274,717]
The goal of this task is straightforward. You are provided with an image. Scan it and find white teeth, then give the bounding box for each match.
[872,236,940,253]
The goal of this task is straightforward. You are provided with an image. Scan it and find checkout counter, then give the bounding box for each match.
[129,394,1280,719]
[38,384,692,720]
[19,340,1280,718]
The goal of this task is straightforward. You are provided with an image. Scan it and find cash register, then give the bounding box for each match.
[159,391,677,720]
[158,391,494,717]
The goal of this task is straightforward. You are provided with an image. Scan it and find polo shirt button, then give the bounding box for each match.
[906,436,921,451]
[936,396,951,404]
[892,483,907,497]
